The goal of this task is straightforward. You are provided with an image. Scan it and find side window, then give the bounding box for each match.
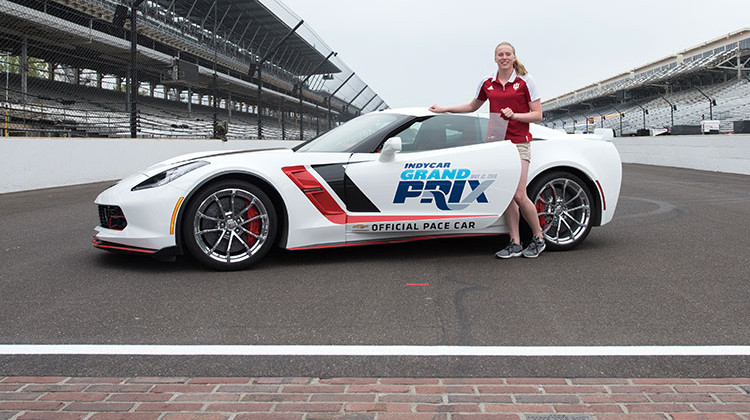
[391,115,482,152]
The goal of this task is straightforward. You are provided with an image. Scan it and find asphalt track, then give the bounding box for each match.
[1,163,749,377]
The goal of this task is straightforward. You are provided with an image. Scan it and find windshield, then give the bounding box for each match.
[295,113,407,153]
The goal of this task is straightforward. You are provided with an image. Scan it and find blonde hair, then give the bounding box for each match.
[495,41,528,76]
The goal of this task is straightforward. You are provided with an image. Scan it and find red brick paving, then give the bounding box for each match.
[0,377,749,419]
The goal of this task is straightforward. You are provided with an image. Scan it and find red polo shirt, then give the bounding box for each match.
[475,70,540,143]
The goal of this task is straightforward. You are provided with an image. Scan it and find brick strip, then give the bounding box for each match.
[0,377,749,417]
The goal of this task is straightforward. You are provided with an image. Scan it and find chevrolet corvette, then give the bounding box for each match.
[94,108,621,270]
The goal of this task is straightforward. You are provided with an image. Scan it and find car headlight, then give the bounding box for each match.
[131,161,209,191]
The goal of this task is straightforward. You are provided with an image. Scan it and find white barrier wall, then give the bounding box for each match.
[1,134,748,194]
[613,134,750,176]
[0,138,302,194]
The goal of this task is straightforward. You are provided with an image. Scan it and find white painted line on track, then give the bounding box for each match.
[1,345,750,357]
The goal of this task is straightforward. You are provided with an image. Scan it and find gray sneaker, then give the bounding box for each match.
[523,236,546,258]
[495,240,523,259]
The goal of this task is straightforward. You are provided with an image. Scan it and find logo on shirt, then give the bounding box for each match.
[513,83,520,90]
[487,85,494,91]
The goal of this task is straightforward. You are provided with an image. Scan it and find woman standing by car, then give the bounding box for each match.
[429,41,546,258]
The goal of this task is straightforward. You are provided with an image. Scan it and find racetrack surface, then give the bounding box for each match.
[1,164,749,377]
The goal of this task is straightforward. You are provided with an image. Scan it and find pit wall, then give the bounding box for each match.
[0,138,303,194]
[1,134,748,194]
[613,134,750,176]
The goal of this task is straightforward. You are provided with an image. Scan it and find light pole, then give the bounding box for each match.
[612,106,624,137]
[635,103,648,131]
[596,111,605,128]
[694,86,716,120]
[659,95,677,131]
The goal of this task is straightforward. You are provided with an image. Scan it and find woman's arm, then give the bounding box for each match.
[500,99,542,123]
[429,99,484,114]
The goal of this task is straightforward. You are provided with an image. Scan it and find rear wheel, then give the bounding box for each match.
[527,171,594,251]
[183,180,277,270]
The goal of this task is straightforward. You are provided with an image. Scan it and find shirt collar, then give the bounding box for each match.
[492,69,518,84]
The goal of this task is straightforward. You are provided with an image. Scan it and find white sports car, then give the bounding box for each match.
[94,108,622,270]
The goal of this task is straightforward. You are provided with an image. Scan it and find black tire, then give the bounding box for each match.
[182,180,277,270]
[526,171,594,251]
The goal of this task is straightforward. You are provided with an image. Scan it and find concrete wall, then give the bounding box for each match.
[0,138,302,194]
[1,134,748,194]
[613,134,750,175]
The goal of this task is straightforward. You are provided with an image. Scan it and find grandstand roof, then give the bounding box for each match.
[544,28,750,113]
[145,0,340,76]
[1,0,386,116]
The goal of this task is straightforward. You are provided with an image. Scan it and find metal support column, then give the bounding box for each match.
[227,91,232,123]
[129,0,145,138]
[296,51,337,140]
[249,20,303,139]
[359,94,378,115]
[345,85,368,120]
[21,36,27,102]
[211,1,218,139]
[327,73,355,129]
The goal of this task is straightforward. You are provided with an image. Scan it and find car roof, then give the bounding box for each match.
[376,107,571,140]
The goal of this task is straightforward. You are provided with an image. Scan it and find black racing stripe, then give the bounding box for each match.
[343,173,380,212]
[175,148,286,165]
[311,163,347,201]
[312,163,380,213]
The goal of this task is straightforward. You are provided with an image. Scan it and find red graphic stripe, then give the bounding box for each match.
[595,180,607,211]
[92,238,157,254]
[347,214,496,223]
[283,165,346,224]
[288,233,503,251]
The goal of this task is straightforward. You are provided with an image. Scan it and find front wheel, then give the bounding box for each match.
[182,180,277,270]
[527,171,594,251]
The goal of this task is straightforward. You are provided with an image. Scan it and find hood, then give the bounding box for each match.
[143,147,292,173]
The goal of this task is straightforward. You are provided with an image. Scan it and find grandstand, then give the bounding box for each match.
[0,0,388,139]
[543,28,750,136]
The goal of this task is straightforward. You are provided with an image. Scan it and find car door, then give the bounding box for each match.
[343,114,521,244]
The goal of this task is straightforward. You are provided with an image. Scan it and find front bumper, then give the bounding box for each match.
[93,174,186,252]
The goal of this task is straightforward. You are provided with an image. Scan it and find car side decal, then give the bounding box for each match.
[283,165,496,226]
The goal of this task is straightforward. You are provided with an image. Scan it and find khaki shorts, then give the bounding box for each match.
[515,142,531,162]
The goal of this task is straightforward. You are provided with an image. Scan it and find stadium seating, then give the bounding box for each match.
[547,78,750,135]
[2,73,329,139]
[1,0,373,140]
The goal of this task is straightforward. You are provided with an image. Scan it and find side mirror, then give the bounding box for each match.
[379,137,402,162]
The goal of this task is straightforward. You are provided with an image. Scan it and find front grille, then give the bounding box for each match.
[98,205,127,230]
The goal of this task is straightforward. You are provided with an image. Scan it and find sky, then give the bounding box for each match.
[280,0,749,111]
